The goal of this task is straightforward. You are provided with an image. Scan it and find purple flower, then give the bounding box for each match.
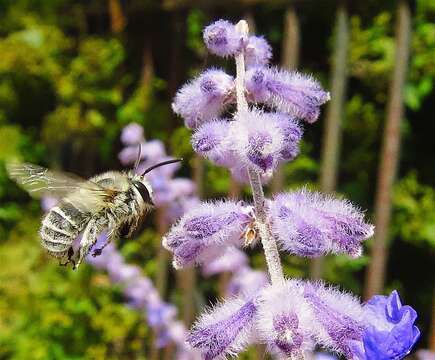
[163,201,253,268]
[270,112,303,161]
[229,110,287,174]
[203,20,244,57]
[192,120,235,167]
[245,67,330,123]
[226,267,268,299]
[188,298,257,360]
[165,196,201,224]
[303,282,365,358]
[170,178,196,197]
[202,247,248,277]
[86,234,117,269]
[123,278,154,309]
[141,140,167,164]
[119,143,146,165]
[146,301,177,328]
[172,69,235,129]
[358,291,420,359]
[245,36,272,67]
[109,263,141,283]
[255,281,315,358]
[121,123,144,145]
[268,189,374,258]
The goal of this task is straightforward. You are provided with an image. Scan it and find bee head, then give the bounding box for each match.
[132,180,154,206]
[133,158,183,206]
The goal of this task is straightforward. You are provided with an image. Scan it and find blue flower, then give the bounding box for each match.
[359,290,420,359]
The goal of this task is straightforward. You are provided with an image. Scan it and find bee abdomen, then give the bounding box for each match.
[40,203,88,258]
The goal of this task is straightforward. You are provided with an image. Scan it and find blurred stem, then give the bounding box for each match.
[235,20,284,285]
[364,0,411,300]
[176,267,197,326]
[310,1,349,280]
[272,4,300,192]
[108,0,126,34]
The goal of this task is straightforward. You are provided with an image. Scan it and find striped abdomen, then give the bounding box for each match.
[40,202,90,258]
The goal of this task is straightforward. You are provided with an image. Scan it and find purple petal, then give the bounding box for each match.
[362,291,420,359]
[245,36,272,67]
[188,298,257,360]
[172,69,235,129]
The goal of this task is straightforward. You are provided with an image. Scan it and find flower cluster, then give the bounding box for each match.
[188,280,419,359]
[164,188,373,266]
[167,18,420,360]
[173,20,327,182]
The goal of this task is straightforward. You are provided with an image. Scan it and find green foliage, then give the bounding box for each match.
[393,172,435,248]
[0,217,149,360]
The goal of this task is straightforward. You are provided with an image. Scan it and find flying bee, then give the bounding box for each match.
[7,154,182,269]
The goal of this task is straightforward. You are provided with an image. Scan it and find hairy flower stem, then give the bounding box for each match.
[235,20,284,285]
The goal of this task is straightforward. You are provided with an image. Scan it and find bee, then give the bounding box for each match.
[7,154,182,269]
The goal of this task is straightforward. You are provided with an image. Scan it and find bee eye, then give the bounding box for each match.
[133,181,153,205]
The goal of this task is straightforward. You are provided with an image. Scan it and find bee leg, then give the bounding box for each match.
[74,219,98,269]
[67,247,76,268]
[92,229,118,257]
[59,247,75,267]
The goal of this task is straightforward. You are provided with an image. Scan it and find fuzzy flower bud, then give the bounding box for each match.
[187,297,257,360]
[245,67,330,123]
[245,36,272,67]
[268,189,374,258]
[203,20,244,57]
[229,109,293,175]
[231,111,283,173]
[303,282,365,358]
[256,281,315,358]
[163,201,253,268]
[121,123,144,145]
[172,69,234,129]
[192,120,236,167]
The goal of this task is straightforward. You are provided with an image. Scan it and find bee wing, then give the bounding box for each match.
[7,163,118,211]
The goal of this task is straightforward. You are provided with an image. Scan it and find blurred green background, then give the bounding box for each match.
[0,0,434,359]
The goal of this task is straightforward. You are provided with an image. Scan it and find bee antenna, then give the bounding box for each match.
[141,158,183,176]
[133,144,142,172]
